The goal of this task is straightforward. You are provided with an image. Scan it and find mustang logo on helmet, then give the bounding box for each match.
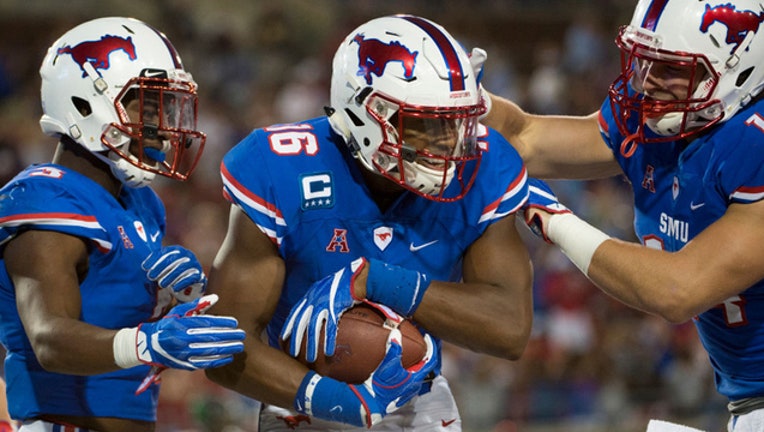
[700,3,764,54]
[351,33,418,85]
[57,35,137,77]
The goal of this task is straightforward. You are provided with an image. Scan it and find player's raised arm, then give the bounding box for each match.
[483,92,620,180]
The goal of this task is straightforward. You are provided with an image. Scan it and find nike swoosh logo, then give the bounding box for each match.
[442,419,457,427]
[142,69,166,78]
[409,240,438,252]
[690,202,705,210]
[136,330,151,362]
[150,231,160,242]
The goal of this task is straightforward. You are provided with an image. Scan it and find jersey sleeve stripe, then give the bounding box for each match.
[0,212,102,228]
[219,189,282,245]
[221,163,286,227]
[730,185,764,203]
[479,166,528,223]
[258,225,283,246]
[0,213,113,252]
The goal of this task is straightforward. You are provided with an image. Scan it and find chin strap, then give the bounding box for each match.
[619,133,639,158]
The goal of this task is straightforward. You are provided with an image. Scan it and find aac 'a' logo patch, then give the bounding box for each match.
[300,172,334,210]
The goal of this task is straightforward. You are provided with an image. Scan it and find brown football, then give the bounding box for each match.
[285,303,427,384]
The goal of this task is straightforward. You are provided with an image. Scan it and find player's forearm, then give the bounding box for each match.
[482,91,571,173]
[484,97,617,179]
[28,318,119,374]
[587,240,704,323]
[521,114,619,179]
[206,338,308,409]
[414,279,532,360]
[542,211,687,320]
[410,217,533,359]
[541,210,715,323]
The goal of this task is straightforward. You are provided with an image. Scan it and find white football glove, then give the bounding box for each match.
[469,47,491,118]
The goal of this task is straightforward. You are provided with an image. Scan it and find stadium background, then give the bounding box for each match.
[0,1,729,431]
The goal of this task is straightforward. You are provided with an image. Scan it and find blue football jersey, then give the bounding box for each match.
[600,96,764,401]
[0,164,169,421]
[221,116,528,374]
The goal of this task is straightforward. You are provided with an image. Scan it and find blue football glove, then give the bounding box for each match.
[523,178,571,243]
[364,259,429,318]
[294,328,437,428]
[281,258,365,363]
[135,294,246,370]
[142,245,206,303]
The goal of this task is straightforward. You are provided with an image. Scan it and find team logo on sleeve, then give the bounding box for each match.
[300,172,334,210]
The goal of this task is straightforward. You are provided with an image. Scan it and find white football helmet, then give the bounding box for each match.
[39,17,205,187]
[328,14,484,202]
[609,0,764,155]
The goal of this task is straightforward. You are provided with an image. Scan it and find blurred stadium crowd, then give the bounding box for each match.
[0,1,730,431]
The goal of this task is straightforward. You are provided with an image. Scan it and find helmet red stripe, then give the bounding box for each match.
[400,15,466,91]
[641,0,670,31]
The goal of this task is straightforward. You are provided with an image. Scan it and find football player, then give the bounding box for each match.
[205,14,533,431]
[483,1,764,431]
[0,17,245,432]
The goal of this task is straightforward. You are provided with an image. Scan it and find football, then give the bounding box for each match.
[285,302,427,384]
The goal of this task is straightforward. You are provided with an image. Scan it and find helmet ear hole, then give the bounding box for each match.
[736,67,754,87]
[72,97,92,116]
[345,109,365,127]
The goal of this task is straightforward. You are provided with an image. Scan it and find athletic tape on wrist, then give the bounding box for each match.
[113,327,143,369]
[366,259,430,317]
[547,213,610,276]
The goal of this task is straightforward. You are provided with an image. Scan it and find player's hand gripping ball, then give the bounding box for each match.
[284,302,428,384]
